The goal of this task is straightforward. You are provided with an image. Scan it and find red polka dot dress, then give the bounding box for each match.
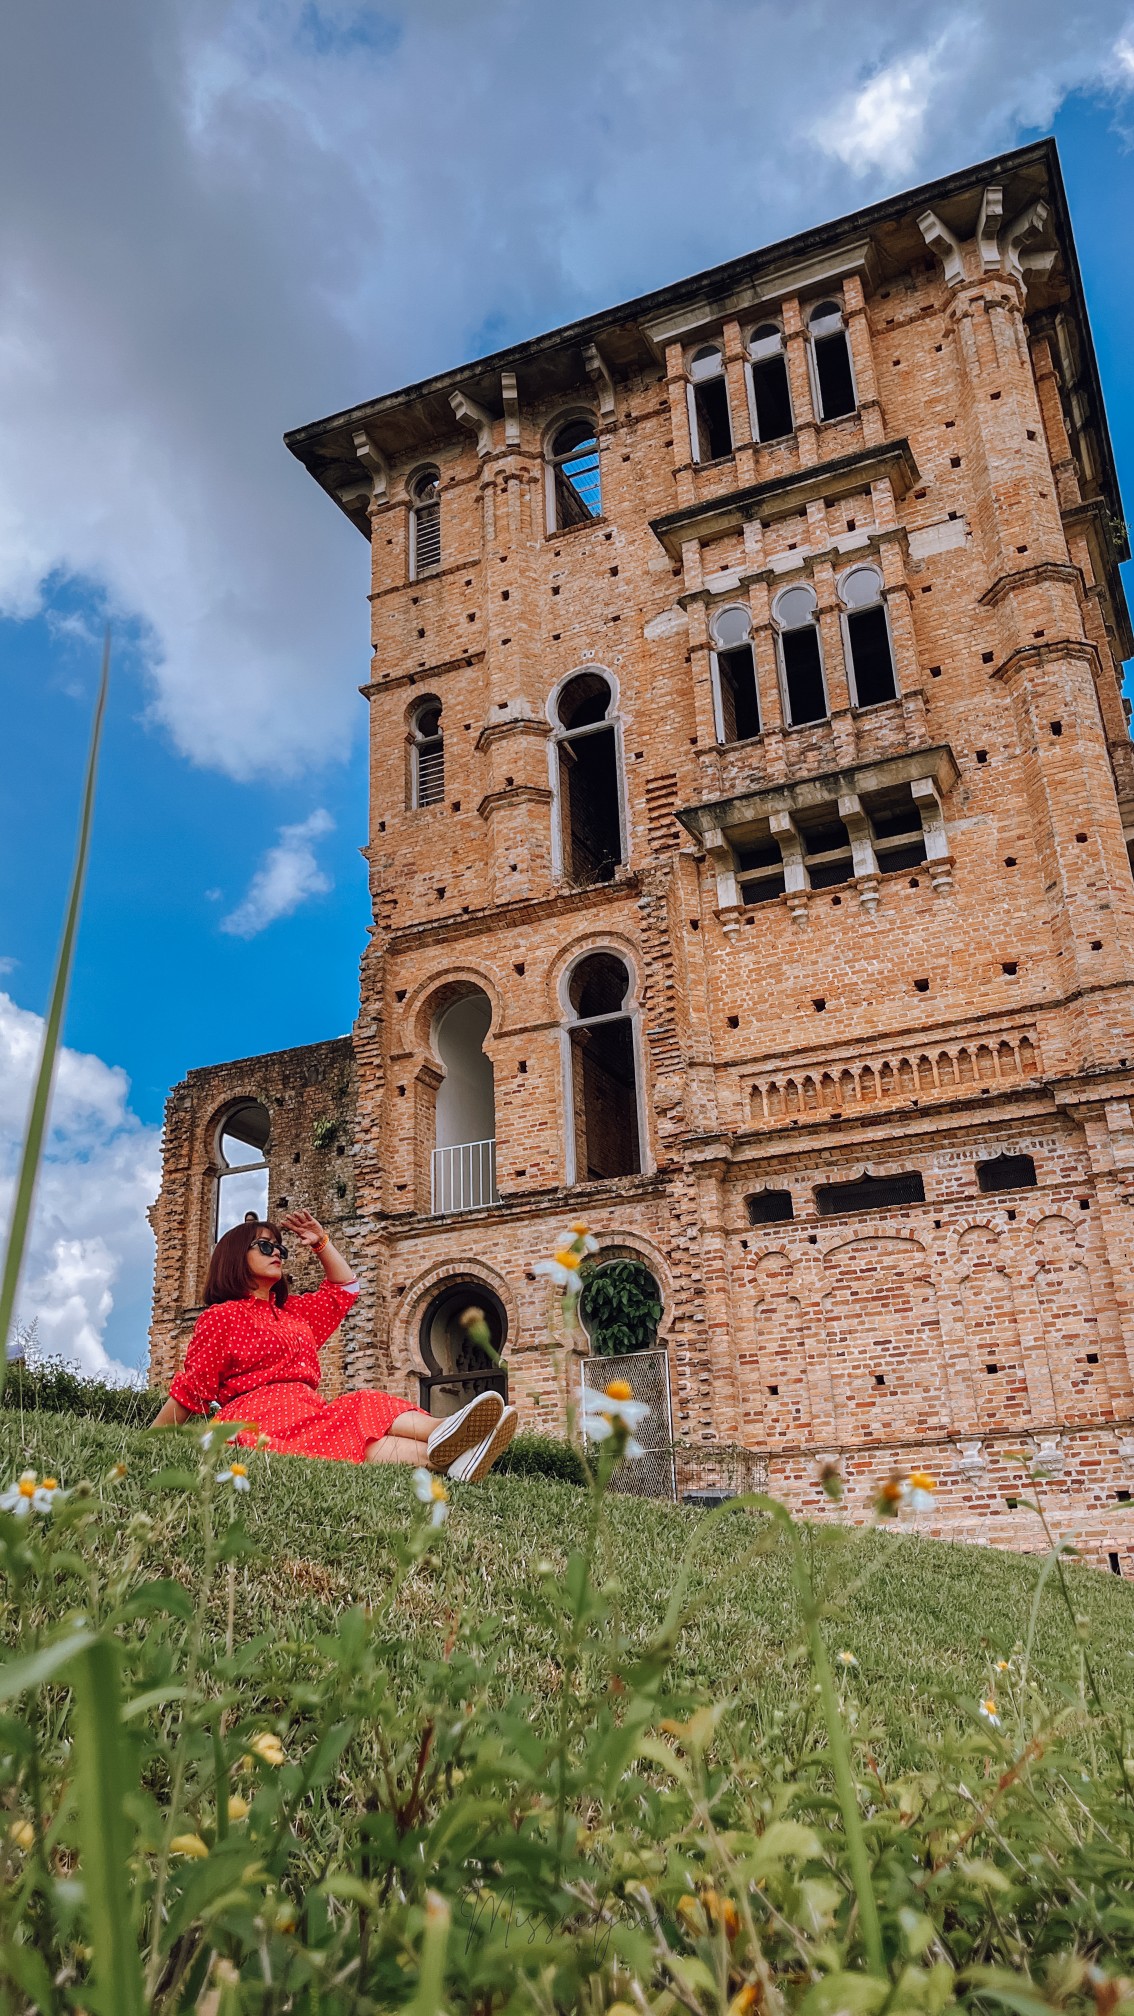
[169,1281,426,1463]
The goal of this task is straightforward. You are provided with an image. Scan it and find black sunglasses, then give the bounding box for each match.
[252,1238,287,1260]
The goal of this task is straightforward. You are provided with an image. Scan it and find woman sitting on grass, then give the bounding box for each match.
[151,1210,516,1482]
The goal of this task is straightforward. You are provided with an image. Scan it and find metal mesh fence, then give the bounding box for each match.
[580,1353,770,1505]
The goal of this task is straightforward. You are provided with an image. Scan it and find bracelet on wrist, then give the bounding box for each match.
[311,1234,329,1256]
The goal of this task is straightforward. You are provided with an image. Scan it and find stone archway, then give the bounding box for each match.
[417,1280,508,1417]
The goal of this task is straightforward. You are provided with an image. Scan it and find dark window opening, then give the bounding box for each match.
[418,1281,508,1416]
[569,954,641,1182]
[815,1170,926,1216]
[977,1154,1037,1194]
[813,329,856,419]
[751,355,793,441]
[847,605,897,707]
[801,818,853,890]
[868,795,926,874]
[1110,1552,1123,1576]
[717,644,760,742]
[746,1189,794,1224]
[557,673,623,887]
[736,836,785,907]
[410,468,441,577]
[692,376,733,462]
[550,419,601,528]
[782,624,826,725]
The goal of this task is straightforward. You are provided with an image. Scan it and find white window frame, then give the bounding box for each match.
[546,667,628,880]
[558,950,649,1185]
[805,299,858,423]
[544,410,602,535]
[744,321,794,444]
[836,563,898,711]
[708,603,760,745]
[772,582,830,728]
[409,697,445,809]
[685,343,733,465]
[408,466,441,581]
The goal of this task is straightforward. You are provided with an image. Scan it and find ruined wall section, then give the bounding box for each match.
[148,1038,358,1396]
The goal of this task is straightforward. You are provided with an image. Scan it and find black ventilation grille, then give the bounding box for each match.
[815,1171,925,1216]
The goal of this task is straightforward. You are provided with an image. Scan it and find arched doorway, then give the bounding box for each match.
[432,991,498,1213]
[214,1100,270,1237]
[418,1281,508,1417]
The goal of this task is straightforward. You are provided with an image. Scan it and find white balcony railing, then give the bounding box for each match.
[431,1138,499,1216]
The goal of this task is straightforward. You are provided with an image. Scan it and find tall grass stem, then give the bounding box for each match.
[0,634,109,1397]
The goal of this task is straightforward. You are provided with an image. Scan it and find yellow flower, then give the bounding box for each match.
[604,1378,634,1402]
[728,1988,762,2016]
[570,1219,590,1236]
[170,1833,210,1858]
[702,1888,740,1940]
[8,1819,35,1852]
[248,1731,285,1767]
[227,1795,250,1822]
[979,1697,1002,1729]
[108,1461,128,1481]
[554,1246,578,1271]
[676,1893,707,1936]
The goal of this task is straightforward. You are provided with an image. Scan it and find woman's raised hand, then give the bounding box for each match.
[279,1209,326,1248]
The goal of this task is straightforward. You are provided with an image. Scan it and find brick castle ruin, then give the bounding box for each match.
[149,139,1134,1563]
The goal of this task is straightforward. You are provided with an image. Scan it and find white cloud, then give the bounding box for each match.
[0,991,160,1383]
[221,806,334,937]
[1,3,1132,783]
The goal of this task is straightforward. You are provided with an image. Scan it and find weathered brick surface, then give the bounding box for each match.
[150,143,1134,1567]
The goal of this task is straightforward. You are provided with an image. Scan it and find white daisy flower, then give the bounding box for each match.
[216,1463,251,1493]
[412,1467,449,1526]
[0,1471,65,1518]
[836,1650,858,1668]
[533,1257,583,1296]
[978,1697,1002,1729]
[582,1380,649,1458]
[905,1471,937,1513]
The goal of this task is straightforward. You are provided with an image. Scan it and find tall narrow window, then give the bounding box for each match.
[215,1100,270,1238]
[709,605,760,743]
[747,323,793,442]
[410,697,444,808]
[409,467,441,578]
[687,344,733,463]
[549,418,601,529]
[554,672,624,885]
[567,953,642,1181]
[808,300,856,421]
[840,565,896,707]
[773,584,827,727]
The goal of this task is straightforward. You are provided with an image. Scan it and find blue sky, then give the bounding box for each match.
[3,3,1134,1378]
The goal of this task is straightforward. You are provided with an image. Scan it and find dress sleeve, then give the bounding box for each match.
[169,1305,228,1415]
[286,1279,359,1351]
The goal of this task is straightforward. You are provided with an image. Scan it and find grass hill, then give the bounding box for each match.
[2,1411,1134,2010]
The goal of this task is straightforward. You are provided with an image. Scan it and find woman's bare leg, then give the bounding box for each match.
[364,1411,433,1466]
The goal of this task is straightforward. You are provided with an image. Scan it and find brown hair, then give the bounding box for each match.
[203,1222,289,1309]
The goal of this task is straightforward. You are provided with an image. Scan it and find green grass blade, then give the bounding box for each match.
[72,1637,145,2016]
[0,634,109,1399]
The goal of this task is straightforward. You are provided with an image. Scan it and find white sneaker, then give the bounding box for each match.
[426,1391,505,1472]
[448,1406,518,1483]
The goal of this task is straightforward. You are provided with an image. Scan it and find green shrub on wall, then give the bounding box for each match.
[579,1259,662,1357]
[1,1357,157,1427]
[494,1431,586,1485]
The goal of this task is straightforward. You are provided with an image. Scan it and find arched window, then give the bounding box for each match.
[709,605,760,743]
[839,564,896,707]
[418,1280,508,1414]
[215,1100,270,1237]
[409,467,441,579]
[566,952,642,1182]
[409,697,444,808]
[687,343,733,463]
[773,583,827,727]
[554,672,624,886]
[747,323,793,442]
[548,418,601,530]
[807,300,856,421]
[431,990,498,1213]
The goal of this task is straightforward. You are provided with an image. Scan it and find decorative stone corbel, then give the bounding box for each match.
[500,370,521,448]
[1117,1434,1134,1468]
[838,791,880,913]
[582,341,615,421]
[770,811,809,927]
[957,1439,987,1475]
[1029,1434,1065,1479]
[1000,197,1053,284]
[975,185,1004,272]
[911,776,954,893]
[917,207,965,287]
[702,823,738,910]
[353,428,389,499]
[449,388,494,457]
